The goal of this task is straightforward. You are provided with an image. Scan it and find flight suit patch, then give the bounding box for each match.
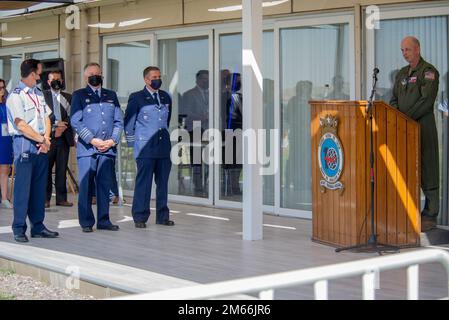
[424,71,435,80]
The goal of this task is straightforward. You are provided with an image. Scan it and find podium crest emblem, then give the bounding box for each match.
[318,114,344,193]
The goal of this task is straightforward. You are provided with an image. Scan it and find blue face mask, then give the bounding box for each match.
[150,79,162,90]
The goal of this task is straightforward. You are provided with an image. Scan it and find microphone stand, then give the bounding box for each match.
[336,68,400,255]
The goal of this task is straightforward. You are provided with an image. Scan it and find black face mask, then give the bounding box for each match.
[50,80,62,90]
[88,75,103,87]
[150,79,162,90]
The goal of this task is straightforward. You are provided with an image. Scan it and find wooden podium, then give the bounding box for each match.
[310,100,421,248]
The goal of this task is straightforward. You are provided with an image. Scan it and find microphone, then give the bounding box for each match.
[372,67,379,81]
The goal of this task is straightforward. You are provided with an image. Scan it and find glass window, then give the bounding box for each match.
[1,50,58,92]
[218,32,275,204]
[280,24,350,211]
[26,50,58,60]
[263,31,275,206]
[219,33,243,202]
[159,36,210,198]
[106,40,152,193]
[0,54,22,91]
[375,16,449,224]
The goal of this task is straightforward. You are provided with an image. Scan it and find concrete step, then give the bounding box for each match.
[0,242,196,299]
[0,242,254,299]
[420,227,449,247]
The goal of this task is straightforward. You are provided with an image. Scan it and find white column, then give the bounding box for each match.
[80,9,88,87]
[242,0,263,240]
[62,28,72,92]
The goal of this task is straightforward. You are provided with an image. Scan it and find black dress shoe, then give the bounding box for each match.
[14,234,29,243]
[56,201,73,207]
[31,228,59,238]
[97,224,120,231]
[82,227,93,233]
[135,222,147,228]
[156,220,175,226]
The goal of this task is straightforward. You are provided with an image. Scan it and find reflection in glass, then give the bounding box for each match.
[26,50,58,60]
[263,31,275,206]
[218,32,275,203]
[106,40,152,192]
[219,33,242,201]
[280,24,349,210]
[223,72,243,197]
[0,54,22,91]
[159,37,209,198]
[375,16,448,224]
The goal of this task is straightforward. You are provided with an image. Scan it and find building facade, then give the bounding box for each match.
[1,0,448,225]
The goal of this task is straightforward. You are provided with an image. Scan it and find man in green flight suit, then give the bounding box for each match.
[390,36,440,232]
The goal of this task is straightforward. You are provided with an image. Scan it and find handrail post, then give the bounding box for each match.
[314,280,328,300]
[407,265,419,300]
[363,272,376,300]
[259,289,274,300]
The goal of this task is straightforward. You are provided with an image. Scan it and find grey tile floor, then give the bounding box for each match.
[0,199,447,299]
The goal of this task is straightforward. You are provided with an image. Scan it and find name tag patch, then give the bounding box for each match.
[408,76,417,84]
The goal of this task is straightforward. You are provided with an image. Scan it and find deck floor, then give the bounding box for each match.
[0,197,448,300]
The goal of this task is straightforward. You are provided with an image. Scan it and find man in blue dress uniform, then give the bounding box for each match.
[124,66,174,228]
[6,59,59,242]
[71,63,123,233]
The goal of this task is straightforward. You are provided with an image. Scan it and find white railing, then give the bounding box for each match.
[113,249,449,300]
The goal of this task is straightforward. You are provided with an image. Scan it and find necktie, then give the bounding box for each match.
[53,93,62,121]
[203,89,209,106]
[153,92,160,106]
[95,89,100,98]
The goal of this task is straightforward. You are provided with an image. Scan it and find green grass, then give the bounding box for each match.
[0,292,16,300]
[0,269,17,300]
[0,269,15,276]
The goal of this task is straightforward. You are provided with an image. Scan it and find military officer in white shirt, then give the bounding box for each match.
[6,59,59,243]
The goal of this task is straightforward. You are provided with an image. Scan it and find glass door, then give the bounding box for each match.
[0,42,59,91]
[158,33,213,204]
[103,34,154,197]
[275,14,355,218]
[366,5,449,225]
[0,54,22,91]
[214,28,276,208]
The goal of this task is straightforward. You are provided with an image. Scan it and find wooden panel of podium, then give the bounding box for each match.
[310,100,421,248]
